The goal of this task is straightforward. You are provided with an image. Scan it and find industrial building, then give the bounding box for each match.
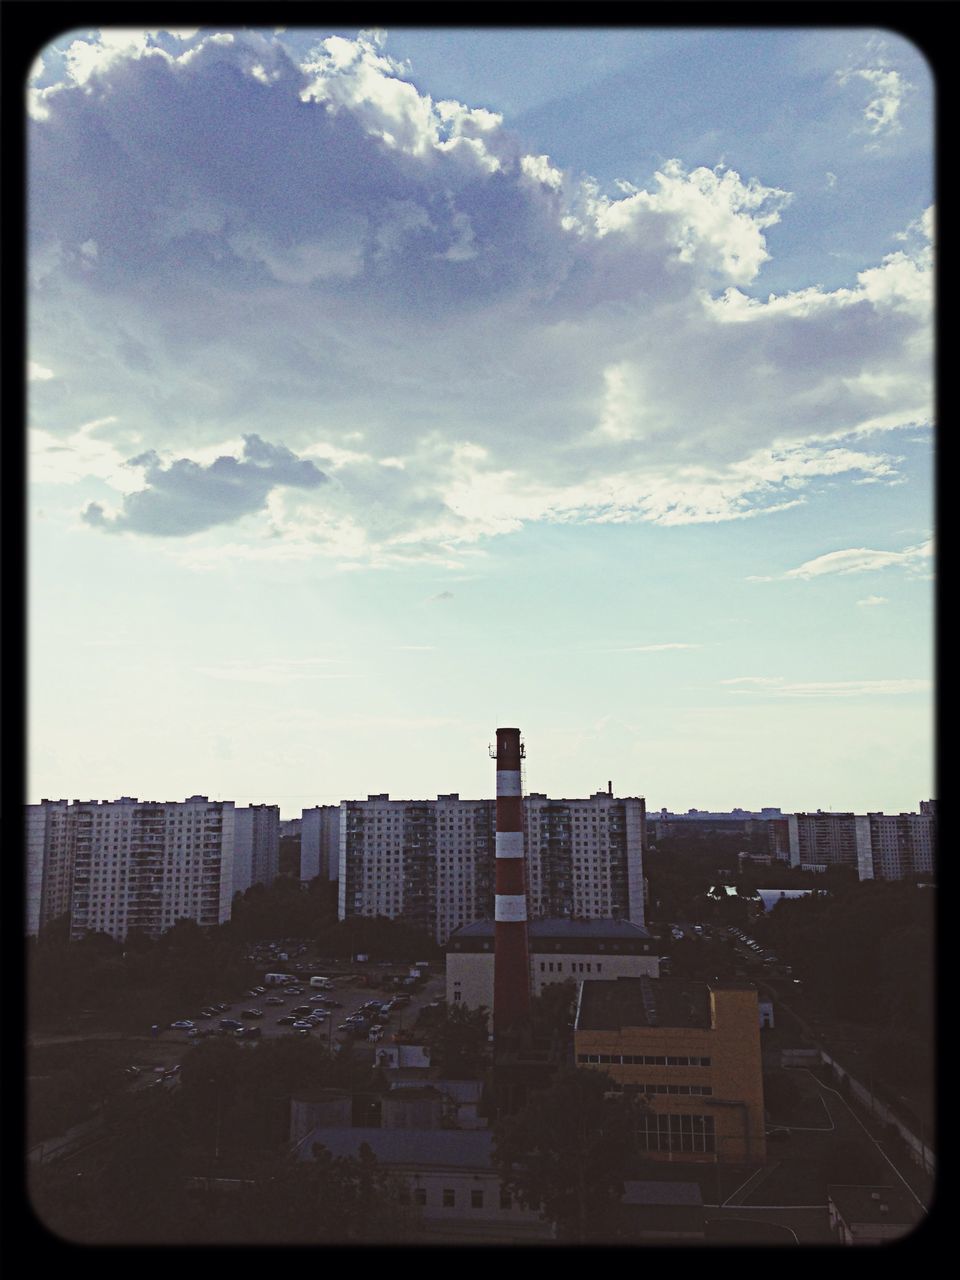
[25,795,279,941]
[446,918,660,1022]
[574,977,766,1165]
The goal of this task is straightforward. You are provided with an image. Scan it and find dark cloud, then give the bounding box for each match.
[83,435,326,536]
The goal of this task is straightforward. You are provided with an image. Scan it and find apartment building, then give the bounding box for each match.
[864,811,935,880]
[233,803,281,895]
[786,807,936,881]
[337,791,646,945]
[25,795,279,940]
[575,977,766,1165]
[300,804,342,883]
[786,812,872,876]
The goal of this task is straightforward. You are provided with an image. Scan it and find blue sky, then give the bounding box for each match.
[27,27,933,815]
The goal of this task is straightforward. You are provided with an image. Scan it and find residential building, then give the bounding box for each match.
[300,804,341,882]
[574,977,766,1165]
[786,808,936,881]
[864,811,935,880]
[25,795,279,941]
[338,791,647,945]
[786,812,872,875]
[232,803,280,895]
[446,918,660,1021]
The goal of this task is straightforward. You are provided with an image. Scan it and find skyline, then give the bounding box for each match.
[28,26,934,817]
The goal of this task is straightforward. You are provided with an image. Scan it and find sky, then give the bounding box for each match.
[26,25,934,817]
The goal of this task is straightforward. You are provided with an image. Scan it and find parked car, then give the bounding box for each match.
[292,1021,313,1030]
[241,1008,264,1019]
[277,1015,297,1025]
[235,1026,261,1039]
[265,996,285,1005]
[219,1018,243,1030]
[170,1020,194,1030]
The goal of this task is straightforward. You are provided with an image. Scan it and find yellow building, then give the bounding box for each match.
[575,977,766,1165]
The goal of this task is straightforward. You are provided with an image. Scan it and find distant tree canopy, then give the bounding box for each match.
[754,880,934,1036]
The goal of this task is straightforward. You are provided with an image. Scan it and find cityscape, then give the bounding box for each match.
[25,25,933,1249]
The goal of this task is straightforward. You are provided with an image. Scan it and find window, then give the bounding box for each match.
[471,1189,484,1209]
[500,1189,512,1210]
[413,1188,427,1206]
[442,1189,455,1208]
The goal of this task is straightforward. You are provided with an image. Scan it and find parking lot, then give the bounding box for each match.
[155,968,448,1059]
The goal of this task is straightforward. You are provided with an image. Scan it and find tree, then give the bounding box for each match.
[493,1068,635,1243]
[529,980,577,1039]
[420,1003,491,1078]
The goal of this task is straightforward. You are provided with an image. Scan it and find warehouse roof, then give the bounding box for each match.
[451,918,652,941]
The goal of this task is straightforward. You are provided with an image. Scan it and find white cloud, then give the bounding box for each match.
[725,677,929,699]
[838,64,911,140]
[28,361,55,381]
[857,595,888,607]
[28,30,934,565]
[781,538,933,580]
[609,643,702,653]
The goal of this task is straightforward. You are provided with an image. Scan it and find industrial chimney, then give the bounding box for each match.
[492,727,531,1038]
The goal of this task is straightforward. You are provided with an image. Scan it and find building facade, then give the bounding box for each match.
[300,804,341,883]
[864,811,935,880]
[786,807,936,881]
[25,795,279,941]
[337,791,647,945]
[446,918,660,1019]
[574,977,766,1165]
[232,803,281,895]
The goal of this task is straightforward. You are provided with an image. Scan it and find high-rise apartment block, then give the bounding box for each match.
[25,796,279,941]
[786,806,935,881]
[300,804,341,882]
[337,790,646,945]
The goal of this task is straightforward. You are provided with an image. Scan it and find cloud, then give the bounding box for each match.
[609,643,702,653]
[195,657,354,684]
[724,677,929,699]
[780,538,933,580]
[82,435,327,536]
[29,361,54,381]
[28,29,933,564]
[837,62,911,140]
[429,591,454,602]
[857,595,888,607]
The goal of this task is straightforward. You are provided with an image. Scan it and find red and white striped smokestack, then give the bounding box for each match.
[493,727,531,1037]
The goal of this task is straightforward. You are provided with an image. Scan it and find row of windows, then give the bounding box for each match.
[399,1187,512,1210]
[605,1082,714,1096]
[636,1113,715,1153]
[578,1053,711,1067]
[542,961,604,974]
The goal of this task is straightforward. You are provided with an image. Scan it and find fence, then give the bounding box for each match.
[818,1049,935,1176]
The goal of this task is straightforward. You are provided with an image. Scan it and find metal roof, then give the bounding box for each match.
[451,917,652,940]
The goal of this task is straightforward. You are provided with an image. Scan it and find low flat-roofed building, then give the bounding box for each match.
[827,1184,922,1245]
[297,1127,552,1243]
[619,1180,705,1241]
[575,977,766,1165]
[447,918,659,1022]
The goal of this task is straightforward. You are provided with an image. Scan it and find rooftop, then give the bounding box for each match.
[576,977,754,1032]
[827,1185,922,1230]
[300,1127,493,1170]
[450,918,652,942]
